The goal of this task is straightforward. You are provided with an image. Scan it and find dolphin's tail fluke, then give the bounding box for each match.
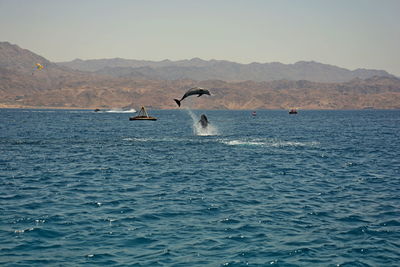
[174,99,181,107]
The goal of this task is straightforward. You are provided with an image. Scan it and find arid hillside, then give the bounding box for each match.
[1,42,399,110]
[58,57,394,83]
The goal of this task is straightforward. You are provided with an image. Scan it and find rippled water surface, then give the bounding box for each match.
[1,109,399,266]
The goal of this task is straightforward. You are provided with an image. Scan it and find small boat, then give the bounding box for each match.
[289,108,298,114]
[251,111,257,116]
[129,106,157,121]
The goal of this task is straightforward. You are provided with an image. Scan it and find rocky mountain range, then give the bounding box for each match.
[59,57,394,83]
[1,41,399,110]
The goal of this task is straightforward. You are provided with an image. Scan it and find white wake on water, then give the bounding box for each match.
[220,138,319,147]
[105,108,137,113]
[185,109,219,136]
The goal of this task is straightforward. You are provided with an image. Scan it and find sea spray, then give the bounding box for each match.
[185,108,219,136]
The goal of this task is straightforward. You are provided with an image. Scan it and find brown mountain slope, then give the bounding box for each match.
[58,57,395,83]
[2,77,399,110]
[1,42,399,109]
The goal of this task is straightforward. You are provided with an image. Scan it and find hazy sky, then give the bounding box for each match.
[1,0,399,75]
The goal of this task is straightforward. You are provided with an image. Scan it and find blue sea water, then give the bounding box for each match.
[0,108,399,266]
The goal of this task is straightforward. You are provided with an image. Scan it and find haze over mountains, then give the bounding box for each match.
[1,41,400,109]
[58,57,394,83]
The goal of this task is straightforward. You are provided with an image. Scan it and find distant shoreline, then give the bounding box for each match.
[1,105,399,111]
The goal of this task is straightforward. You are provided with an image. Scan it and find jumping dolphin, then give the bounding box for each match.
[199,114,209,128]
[174,87,211,107]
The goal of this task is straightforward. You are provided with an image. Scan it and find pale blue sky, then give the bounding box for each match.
[1,0,399,75]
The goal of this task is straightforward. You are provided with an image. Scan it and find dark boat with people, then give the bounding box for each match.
[289,109,298,114]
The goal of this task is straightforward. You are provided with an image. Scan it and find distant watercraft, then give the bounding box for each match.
[289,109,298,114]
[129,106,157,121]
[252,111,257,116]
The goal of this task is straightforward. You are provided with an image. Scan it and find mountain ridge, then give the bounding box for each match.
[1,42,399,110]
[57,57,394,83]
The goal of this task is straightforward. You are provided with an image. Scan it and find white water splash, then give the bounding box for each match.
[185,108,219,136]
